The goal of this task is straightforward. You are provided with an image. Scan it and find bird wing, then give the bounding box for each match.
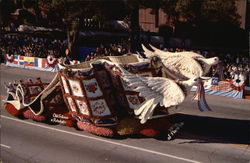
[119,67,185,124]
[161,55,203,79]
[148,44,173,56]
[178,51,205,59]
[141,44,155,58]
[148,44,204,59]
[149,44,163,54]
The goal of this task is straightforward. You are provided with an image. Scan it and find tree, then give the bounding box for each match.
[122,0,141,52]
[200,0,240,25]
[49,0,132,57]
[160,0,241,27]
[175,0,203,24]
[0,0,16,26]
[160,0,179,26]
[48,0,87,59]
[159,0,244,46]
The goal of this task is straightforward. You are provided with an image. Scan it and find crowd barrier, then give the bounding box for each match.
[191,77,249,99]
[4,54,79,72]
[4,54,249,99]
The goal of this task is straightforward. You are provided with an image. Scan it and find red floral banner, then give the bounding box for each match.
[5,54,14,63]
[46,55,58,67]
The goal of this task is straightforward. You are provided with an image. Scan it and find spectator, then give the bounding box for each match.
[1,34,67,59]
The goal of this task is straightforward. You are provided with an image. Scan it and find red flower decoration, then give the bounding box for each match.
[5,54,14,63]
[46,55,58,67]
[86,82,97,93]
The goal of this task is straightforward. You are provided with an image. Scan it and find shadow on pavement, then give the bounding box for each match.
[167,113,250,145]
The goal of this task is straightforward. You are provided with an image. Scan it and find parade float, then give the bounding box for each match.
[4,46,219,140]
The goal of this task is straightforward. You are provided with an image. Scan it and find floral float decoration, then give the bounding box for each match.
[230,73,245,91]
[5,53,14,63]
[4,48,219,140]
[46,55,58,67]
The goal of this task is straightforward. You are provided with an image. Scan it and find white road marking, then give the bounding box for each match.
[1,144,11,149]
[1,115,201,163]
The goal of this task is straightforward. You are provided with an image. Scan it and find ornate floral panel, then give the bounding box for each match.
[67,97,77,112]
[68,79,84,97]
[61,76,70,94]
[125,95,141,110]
[82,78,103,98]
[89,99,111,117]
[75,99,90,115]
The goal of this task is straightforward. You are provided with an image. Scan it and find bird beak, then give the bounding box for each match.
[205,57,219,65]
[199,77,211,80]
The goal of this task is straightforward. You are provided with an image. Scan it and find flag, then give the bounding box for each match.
[13,55,19,64]
[37,58,47,68]
[23,57,35,66]
[18,56,24,65]
[211,77,219,85]
[34,58,39,67]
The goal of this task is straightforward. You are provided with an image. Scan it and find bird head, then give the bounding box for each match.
[179,77,210,87]
[150,55,161,66]
[194,57,219,75]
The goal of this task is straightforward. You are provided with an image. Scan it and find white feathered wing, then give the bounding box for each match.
[161,55,203,80]
[119,67,185,124]
[149,44,204,59]
[142,44,204,79]
[141,44,155,58]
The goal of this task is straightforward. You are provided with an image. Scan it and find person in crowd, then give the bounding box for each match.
[64,49,72,65]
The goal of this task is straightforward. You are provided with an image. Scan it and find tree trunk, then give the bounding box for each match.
[67,19,80,60]
[129,5,139,53]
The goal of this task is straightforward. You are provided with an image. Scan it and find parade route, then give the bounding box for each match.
[1,65,250,163]
[1,115,201,163]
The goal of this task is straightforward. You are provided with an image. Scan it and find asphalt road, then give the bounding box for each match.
[1,65,250,163]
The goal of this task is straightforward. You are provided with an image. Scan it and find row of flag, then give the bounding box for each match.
[9,55,80,68]
[13,55,47,68]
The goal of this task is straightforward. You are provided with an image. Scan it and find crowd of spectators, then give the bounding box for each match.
[1,33,248,86]
[0,34,129,62]
[211,52,249,85]
[0,34,67,59]
[84,43,128,61]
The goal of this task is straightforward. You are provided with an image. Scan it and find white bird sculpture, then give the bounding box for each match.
[150,54,205,80]
[145,44,219,76]
[118,66,206,124]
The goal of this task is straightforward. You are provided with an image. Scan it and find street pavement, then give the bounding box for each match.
[1,65,250,163]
